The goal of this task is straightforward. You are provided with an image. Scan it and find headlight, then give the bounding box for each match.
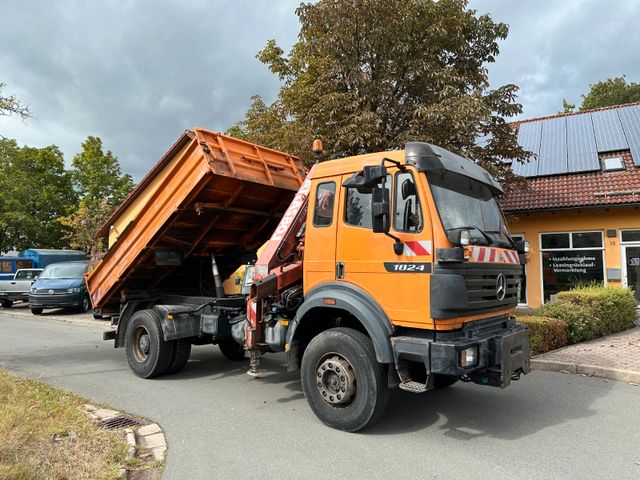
[459,346,478,368]
[67,287,82,294]
[459,229,471,246]
[30,286,37,293]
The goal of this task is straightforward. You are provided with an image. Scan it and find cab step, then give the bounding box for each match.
[399,380,428,393]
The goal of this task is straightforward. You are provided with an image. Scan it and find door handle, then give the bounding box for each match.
[336,262,345,279]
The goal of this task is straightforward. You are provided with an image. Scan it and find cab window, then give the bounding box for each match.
[313,182,336,227]
[345,175,391,228]
[394,171,422,232]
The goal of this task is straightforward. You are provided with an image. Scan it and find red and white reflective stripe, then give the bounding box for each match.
[470,246,519,264]
[402,240,432,256]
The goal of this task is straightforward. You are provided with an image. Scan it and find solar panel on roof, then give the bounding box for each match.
[566,113,600,173]
[512,121,542,177]
[538,117,567,176]
[591,109,628,152]
[617,104,640,166]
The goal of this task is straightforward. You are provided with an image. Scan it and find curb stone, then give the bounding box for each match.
[531,358,640,384]
[83,404,166,479]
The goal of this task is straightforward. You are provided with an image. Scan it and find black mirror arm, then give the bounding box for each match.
[382,157,406,171]
[387,233,405,255]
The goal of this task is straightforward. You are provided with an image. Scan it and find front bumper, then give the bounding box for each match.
[29,293,83,309]
[0,292,29,302]
[392,316,530,388]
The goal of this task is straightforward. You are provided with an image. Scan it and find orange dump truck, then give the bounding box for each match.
[89,129,530,431]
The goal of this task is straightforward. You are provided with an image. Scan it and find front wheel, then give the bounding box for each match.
[300,327,389,432]
[78,294,90,313]
[30,307,43,315]
[1,300,13,308]
[125,309,175,378]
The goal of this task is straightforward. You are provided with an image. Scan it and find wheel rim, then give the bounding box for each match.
[132,326,151,363]
[315,353,357,408]
[83,297,89,311]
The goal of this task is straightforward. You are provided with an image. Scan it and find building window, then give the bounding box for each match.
[602,156,624,171]
[540,231,605,303]
[621,230,640,243]
[312,182,336,227]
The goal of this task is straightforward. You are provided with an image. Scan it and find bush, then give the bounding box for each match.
[557,286,637,337]
[538,300,597,343]
[516,315,568,355]
[538,286,637,343]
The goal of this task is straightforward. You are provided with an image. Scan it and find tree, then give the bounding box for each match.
[579,76,640,111]
[0,139,76,252]
[558,98,576,114]
[0,82,31,120]
[229,0,528,185]
[71,136,134,205]
[61,136,135,258]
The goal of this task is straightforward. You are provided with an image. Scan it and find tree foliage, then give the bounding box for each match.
[60,136,134,258]
[0,139,75,252]
[579,76,640,111]
[558,98,576,114]
[0,82,31,120]
[229,0,528,185]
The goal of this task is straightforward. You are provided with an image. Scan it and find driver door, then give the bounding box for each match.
[335,169,433,329]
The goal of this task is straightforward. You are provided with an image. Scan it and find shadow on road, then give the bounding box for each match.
[365,373,613,439]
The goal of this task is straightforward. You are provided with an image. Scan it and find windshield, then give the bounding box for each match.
[429,175,510,245]
[40,263,88,279]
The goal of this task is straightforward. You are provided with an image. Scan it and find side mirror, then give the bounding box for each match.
[515,240,530,254]
[371,186,390,234]
[343,165,388,193]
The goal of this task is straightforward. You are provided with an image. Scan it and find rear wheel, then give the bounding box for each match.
[1,300,13,308]
[300,327,389,432]
[125,309,175,378]
[218,337,246,361]
[30,307,43,315]
[166,339,192,375]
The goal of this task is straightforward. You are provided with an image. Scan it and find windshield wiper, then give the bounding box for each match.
[486,229,517,249]
[447,225,494,245]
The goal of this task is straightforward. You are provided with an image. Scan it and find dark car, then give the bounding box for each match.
[28,261,90,315]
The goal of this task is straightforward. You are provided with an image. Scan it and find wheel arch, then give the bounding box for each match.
[286,282,394,370]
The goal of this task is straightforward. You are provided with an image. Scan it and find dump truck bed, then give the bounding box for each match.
[87,129,305,313]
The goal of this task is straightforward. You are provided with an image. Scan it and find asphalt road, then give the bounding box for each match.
[1,309,639,480]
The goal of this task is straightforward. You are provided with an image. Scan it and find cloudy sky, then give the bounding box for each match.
[1,0,639,180]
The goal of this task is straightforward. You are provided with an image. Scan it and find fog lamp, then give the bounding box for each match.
[459,229,471,246]
[459,346,478,368]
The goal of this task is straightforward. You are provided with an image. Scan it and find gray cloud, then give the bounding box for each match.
[1,1,639,180]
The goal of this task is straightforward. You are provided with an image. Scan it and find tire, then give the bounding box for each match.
[78,294,90,313]
[125,309,175,379]
[433,374,460,389]
[92,312,103,320]
[1,300,13,308]
[218,337,246,361]
[31,307,43,315]
[165,339,192,375]
[300,327,389,432]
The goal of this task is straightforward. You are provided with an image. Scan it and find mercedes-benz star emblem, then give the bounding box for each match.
[48,289,54,295]
[495,273,506,301]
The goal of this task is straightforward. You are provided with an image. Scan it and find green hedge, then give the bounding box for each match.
[517,315,568,355]
[538,285,637,344]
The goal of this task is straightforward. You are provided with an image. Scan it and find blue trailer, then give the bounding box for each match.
[19,249,89,269]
